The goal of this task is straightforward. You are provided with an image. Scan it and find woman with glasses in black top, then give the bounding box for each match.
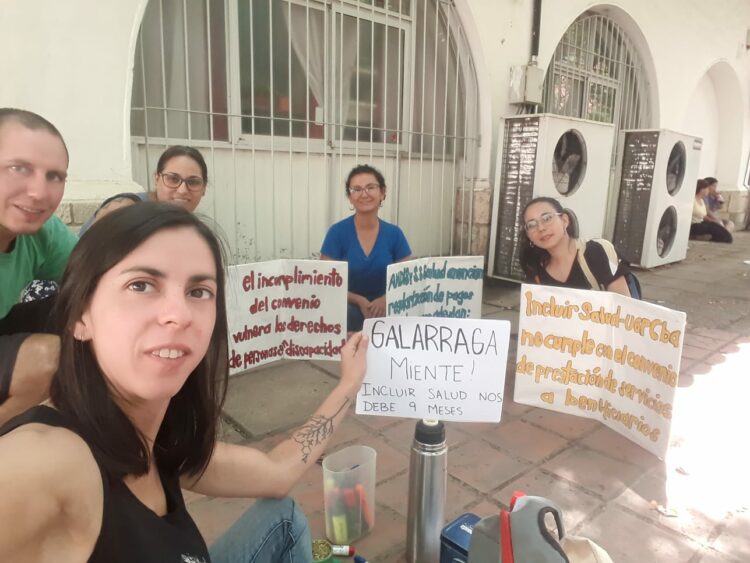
[519,196,632,297]
[78,145,209,235]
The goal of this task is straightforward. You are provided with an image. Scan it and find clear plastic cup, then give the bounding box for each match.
[322,445,376,544]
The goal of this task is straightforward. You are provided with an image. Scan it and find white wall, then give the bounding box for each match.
[132,142,462,261]
[684,74,720,178]
[2,0,749,197]
[461,0,750,188]
[455,0,534,181]
[0,0,147,199]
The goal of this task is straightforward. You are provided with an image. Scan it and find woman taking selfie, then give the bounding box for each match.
[0,203,368,562]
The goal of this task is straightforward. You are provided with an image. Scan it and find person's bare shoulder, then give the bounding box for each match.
[0,423,103,559]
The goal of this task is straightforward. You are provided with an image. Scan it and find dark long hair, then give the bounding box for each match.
[695,178,709,194]
[157,145,208,182]
[518,196,579,281]
[345,164,386,196]
[50,202,228,480]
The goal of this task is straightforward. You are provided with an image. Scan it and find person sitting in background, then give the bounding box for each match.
[0,108,77,426]
[0,202,369,562]
[690,179,733,243]
[321,164,412,332]
[703,176,735,232]
[519,196,633,297]
[78,145,208,235]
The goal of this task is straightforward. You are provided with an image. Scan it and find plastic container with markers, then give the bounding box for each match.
[322,445,376,544]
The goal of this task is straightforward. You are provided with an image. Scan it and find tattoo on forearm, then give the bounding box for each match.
[293,398,350,463]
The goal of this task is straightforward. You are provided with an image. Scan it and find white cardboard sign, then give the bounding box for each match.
[356,317,511,422]
[514,284,686,458]
[386,256,484,319]
[226,260,348,373]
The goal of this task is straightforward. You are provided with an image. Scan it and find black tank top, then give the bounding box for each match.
[0,406,211,563]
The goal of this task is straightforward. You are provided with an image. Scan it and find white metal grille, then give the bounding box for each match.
[542,13,652,137]
[130,0,479,264]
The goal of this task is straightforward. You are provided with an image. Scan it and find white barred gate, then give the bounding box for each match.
[130,0,480,263]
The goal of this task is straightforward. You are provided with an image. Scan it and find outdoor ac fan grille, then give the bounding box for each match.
[493,116,540,279]
[613,130,659,263]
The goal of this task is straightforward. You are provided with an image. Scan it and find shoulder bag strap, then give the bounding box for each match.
[594,238,620,265]
[575,239,603,290]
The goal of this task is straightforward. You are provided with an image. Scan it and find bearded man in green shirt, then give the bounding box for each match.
[0,108,77,425]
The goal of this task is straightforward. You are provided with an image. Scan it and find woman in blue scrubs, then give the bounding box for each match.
[321,164,412,332]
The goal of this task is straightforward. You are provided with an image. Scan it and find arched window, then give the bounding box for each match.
[542,12,652,134]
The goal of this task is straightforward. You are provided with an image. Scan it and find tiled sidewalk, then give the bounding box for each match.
[188,233,750,563]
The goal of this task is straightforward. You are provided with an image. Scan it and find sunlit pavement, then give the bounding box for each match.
[188,232,750,563]
[668,340,750,515]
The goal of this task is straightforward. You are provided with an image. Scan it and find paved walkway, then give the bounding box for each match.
[188,233,750,563]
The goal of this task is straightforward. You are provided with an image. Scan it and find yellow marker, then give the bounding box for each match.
[331,514,348,544]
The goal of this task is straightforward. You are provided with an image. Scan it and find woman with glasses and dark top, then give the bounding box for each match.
[78,145,208,235]
[0,203,369,562]
[321,164,412,332]
[519,196,632,297]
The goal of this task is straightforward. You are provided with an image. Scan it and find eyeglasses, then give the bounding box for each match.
[349,183,381,196]
[524,212,562,232]
[158,172,206,192]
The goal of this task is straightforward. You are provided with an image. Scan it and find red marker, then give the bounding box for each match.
[355,484,374,530]
[342,487,357,508]
[331,544,355,556]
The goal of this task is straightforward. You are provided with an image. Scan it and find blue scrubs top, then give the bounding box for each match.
[321,215,411,301]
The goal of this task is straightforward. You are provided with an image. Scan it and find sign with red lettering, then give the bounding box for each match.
[226,260,348,373]
[356,317,511,422]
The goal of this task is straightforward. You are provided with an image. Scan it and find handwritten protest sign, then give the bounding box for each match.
[226,260,348,374]
[514,284,685,458]
[356,317,511,422]
[386,256,484,319]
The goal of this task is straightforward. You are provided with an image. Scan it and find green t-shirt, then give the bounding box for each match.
[0,216,77,318]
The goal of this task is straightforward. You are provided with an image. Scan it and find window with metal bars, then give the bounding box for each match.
[131,0,229,141]
[238,0,327,139]
[331,4,409,145]
[236,0,409,143]
[131,0,465,156]
[542,12,652,133]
